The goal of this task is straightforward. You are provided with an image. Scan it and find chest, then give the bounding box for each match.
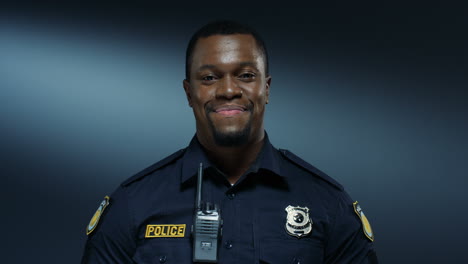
[130,180,331,263]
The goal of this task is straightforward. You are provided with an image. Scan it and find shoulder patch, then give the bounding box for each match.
[86,196,110,235]
[279,149,344,191]
[122,148,186,187]
[353,201,374,242]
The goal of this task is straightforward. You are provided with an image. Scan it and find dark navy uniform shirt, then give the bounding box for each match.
[82,133,378,263]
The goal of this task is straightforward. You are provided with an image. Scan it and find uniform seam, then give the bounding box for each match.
[123,186,138,252]
[279,149,343,191]
[324,190,343,256]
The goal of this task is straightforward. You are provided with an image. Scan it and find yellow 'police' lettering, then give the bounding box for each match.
[145,224,186,238]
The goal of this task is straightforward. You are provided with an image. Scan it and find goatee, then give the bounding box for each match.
[206,102,253,147]
[208,117,251,147]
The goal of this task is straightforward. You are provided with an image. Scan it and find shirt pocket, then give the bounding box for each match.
[254,203,325,263]
[259,239,324,264]
[132,239,192,264]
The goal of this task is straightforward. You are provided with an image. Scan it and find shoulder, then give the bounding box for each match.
[278,148,344,191]
[83,148,187,249]
[121,148,187,187]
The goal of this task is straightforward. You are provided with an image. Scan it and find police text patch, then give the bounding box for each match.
[145,224,186,238]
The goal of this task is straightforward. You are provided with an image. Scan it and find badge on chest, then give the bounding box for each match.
[285,205,313,238]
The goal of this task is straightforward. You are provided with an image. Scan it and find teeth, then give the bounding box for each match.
[219,109,242,112]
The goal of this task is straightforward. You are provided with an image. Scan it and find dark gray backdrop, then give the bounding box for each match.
[1,2,467,263]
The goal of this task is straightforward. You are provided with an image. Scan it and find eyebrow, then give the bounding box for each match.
[239,62,259,69]
[196,62,260,73]
[197,64,216,72]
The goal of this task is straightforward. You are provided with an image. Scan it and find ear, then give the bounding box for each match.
[265,75,271,104]
[183,79,193,107]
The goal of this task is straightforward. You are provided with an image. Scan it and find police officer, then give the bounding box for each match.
[82,20,378,263]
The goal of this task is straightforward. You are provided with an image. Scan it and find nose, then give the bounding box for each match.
[215,75,242,100]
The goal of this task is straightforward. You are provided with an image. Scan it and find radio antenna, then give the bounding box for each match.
[196,163,203,210]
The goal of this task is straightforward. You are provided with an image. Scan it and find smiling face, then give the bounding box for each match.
[183,34,271,147]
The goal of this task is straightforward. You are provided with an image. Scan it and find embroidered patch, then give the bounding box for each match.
[353,201,374,242]
[86,196,110,235]
[285,205,312,238]
[145,224,186,238]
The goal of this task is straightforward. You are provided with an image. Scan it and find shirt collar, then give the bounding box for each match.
[180,131,285,185]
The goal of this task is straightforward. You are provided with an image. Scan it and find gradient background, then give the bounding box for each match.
[1,2,467,263]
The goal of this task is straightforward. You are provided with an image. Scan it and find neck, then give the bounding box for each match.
[198,131,265,184]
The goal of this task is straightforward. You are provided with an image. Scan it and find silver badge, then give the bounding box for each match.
[285,205,312,238]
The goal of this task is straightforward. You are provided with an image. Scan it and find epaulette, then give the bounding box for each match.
[279,149,344,191]
[122,148,187,187]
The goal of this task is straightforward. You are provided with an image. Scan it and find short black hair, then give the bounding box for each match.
[185,20,269,80]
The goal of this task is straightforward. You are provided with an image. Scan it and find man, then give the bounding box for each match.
[82,20,378,263]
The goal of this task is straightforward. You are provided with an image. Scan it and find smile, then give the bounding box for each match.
[213,105,247,117]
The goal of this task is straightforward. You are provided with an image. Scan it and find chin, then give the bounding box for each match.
[212,126,251,147]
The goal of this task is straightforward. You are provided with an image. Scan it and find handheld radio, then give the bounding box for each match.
[192,163,223,263]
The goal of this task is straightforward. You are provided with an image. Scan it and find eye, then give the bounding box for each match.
[239,72,256,80]
[202,75,215,81]
[201,74,218,85]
